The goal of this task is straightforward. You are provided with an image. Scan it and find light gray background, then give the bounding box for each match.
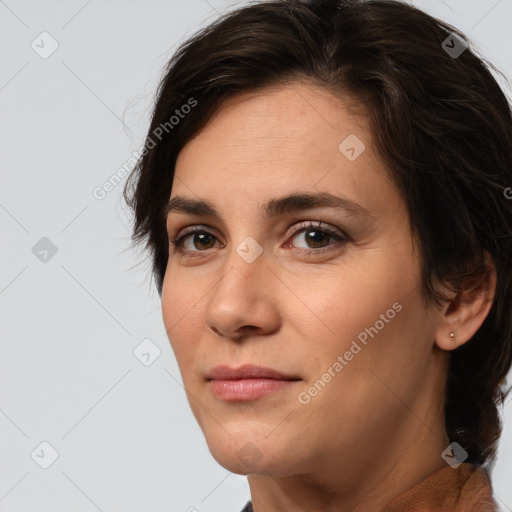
[0,1,511,511]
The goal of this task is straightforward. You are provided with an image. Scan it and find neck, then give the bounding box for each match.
[247,428,449,512]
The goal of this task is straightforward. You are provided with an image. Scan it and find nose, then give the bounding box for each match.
[204,245,281,342]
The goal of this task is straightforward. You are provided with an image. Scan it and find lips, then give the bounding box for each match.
[206,364,301,381]
[206,364,301,401]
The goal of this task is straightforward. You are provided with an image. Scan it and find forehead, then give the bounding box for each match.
[172,82,398,217]
[180,82,370,161]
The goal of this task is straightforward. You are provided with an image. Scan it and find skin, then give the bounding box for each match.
[161,81,496,512]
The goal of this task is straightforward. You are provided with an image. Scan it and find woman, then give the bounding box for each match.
[124,0,512,510]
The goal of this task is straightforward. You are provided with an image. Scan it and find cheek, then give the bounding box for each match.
[292,284,429,442]
[161,263,201,330]
[161,271,203,372]
[285,256,413,345]
[289,250,427,385]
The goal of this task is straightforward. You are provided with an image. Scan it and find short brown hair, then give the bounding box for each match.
[124,0,512,465]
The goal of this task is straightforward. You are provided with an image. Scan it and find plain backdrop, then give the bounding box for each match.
[0,0,511,511]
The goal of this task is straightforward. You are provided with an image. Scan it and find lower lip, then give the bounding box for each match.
[208,378,299,401]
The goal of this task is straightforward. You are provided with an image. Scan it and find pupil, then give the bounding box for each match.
[307,229,327,247]
[195,233,213,249]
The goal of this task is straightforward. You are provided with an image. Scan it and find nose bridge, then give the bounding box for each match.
[204,233,278,338]
[215,234,266,299]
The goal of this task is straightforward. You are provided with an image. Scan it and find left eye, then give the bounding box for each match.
[286,222,344,250]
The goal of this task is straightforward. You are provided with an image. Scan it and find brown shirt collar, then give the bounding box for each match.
[240,463,497,512]
[381,463,497,512]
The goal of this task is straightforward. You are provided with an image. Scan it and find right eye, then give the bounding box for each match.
[169,227,221,254]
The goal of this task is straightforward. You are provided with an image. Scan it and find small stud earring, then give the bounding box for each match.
[450,332,456,342]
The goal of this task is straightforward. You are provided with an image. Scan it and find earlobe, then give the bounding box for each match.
[434,251,497,352]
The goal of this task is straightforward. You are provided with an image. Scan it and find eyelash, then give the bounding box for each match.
[168,221,348,257]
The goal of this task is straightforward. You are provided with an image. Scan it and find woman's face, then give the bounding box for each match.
[162,82,448,480]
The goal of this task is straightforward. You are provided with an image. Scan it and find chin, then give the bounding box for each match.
[202,424,301,477]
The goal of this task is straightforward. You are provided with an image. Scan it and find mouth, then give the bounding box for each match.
[206,364,302,401]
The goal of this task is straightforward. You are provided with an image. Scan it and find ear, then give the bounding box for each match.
[434,251,497,351]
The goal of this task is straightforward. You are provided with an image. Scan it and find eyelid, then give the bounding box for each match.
[168,220,349,254]
[282,220,347,243]
[169,223,217,240]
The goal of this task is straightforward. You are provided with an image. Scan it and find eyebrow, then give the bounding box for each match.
[164,191,375,221]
